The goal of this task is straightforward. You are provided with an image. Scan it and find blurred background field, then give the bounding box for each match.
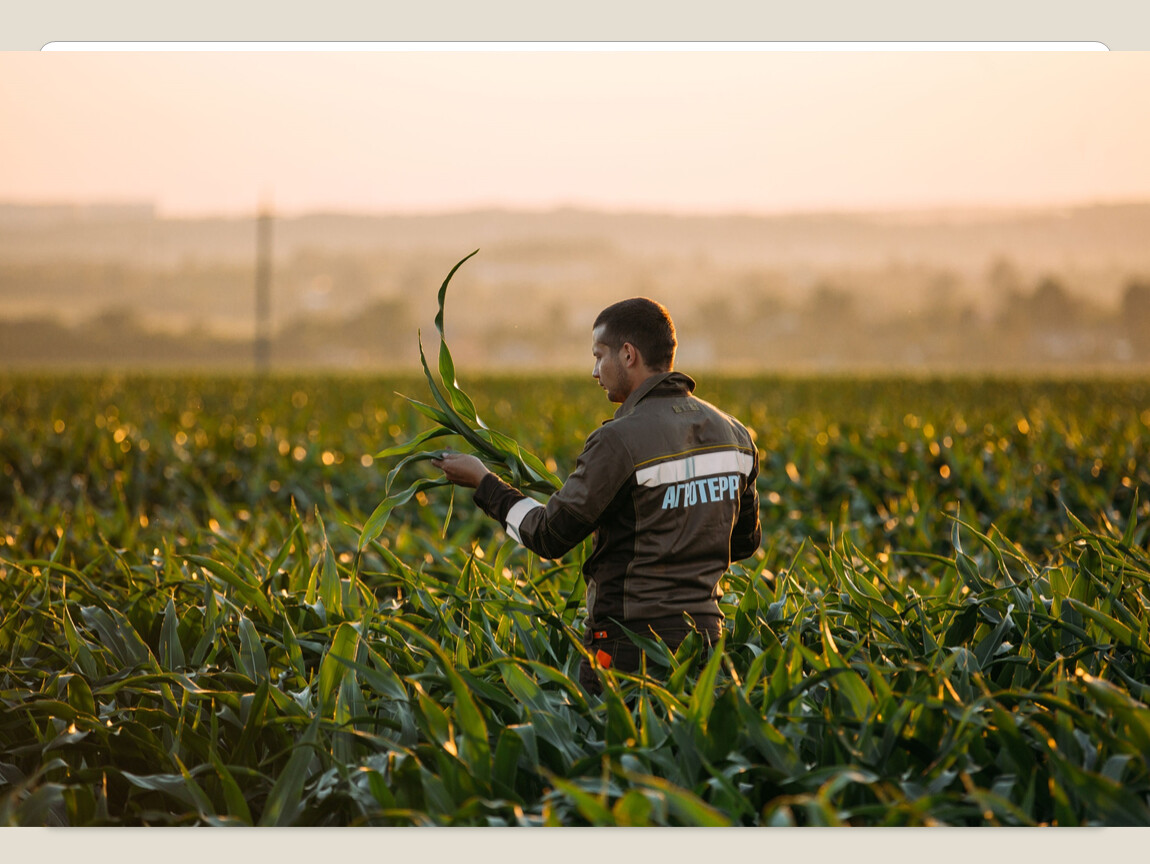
[3,372,1149,563]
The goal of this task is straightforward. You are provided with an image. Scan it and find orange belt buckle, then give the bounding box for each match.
[595,649,613,669]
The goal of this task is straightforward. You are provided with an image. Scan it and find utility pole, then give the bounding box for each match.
[254,200,273,374]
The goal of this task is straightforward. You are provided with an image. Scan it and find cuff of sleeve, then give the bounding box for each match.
[473,472,519,522]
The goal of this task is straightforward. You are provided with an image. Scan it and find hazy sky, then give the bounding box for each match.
[3,50,1150,217]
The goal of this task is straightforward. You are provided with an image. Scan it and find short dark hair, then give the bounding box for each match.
[594,297,677,371]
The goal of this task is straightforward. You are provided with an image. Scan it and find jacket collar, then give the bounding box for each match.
[613,370,696,420]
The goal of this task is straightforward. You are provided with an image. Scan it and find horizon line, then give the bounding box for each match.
[4,196,1150,222]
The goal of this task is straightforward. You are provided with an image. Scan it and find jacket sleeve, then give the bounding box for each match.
[729,449,762,561]
[472,426,632,560]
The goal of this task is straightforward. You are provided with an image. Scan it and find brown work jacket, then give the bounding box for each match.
[473,371,761,631]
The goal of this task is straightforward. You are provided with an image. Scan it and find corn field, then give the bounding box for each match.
[4,258,1150,827]
[2,364,1148,828]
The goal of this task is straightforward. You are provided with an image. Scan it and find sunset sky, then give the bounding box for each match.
[3,49,1150,217]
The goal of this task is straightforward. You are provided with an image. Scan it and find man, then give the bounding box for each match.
[433,297,761,693]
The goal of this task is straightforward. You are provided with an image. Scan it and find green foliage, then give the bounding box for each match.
[2,258,1150,825]
[359,250,561,552]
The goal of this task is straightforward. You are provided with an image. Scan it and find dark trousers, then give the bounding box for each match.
[578,615,721,695]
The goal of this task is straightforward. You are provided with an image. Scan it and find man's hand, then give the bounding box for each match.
[431,451,493,489]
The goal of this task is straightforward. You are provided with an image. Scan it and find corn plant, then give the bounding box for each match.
[358,250,561,553]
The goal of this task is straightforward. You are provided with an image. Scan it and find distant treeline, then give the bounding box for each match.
[3,271,1149,373]
[5,202,1150,372]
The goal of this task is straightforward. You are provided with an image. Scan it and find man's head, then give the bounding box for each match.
[591,298,676,403]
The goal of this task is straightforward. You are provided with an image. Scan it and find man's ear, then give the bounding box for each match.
[621,341,639,368]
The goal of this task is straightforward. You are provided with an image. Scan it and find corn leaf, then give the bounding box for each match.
[258,716,320,826]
